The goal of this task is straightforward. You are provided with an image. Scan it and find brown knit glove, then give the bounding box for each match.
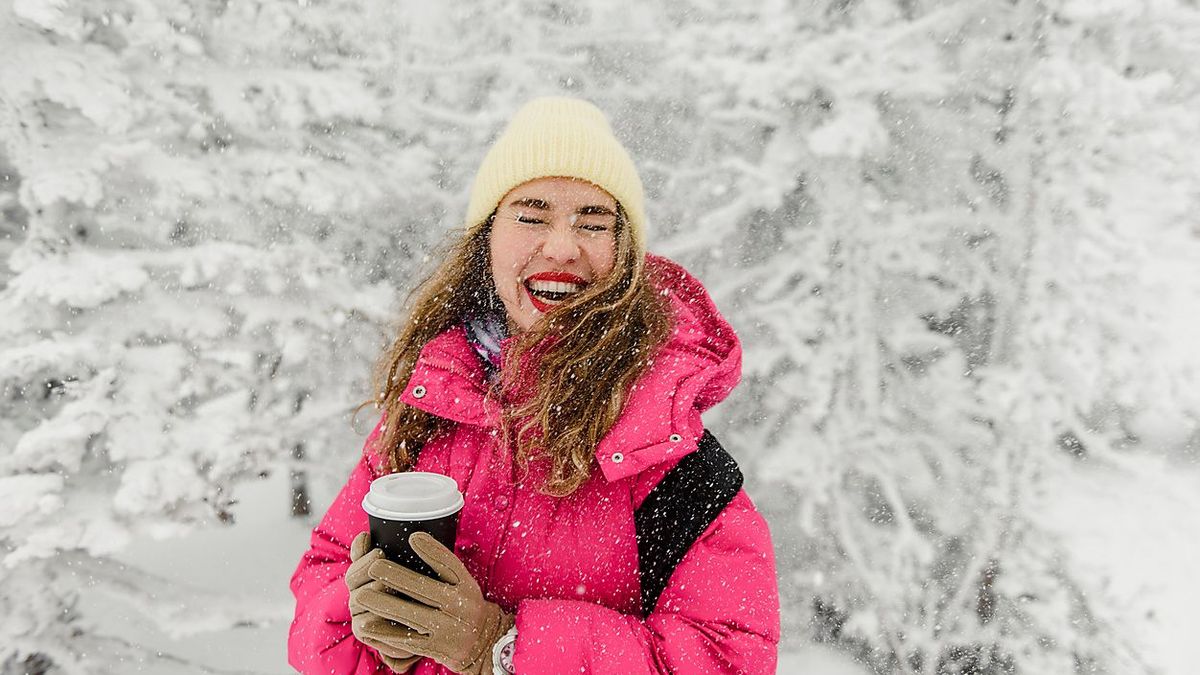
[346,532,422,673]
[351,531,516,675]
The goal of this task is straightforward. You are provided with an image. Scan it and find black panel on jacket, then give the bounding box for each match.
[634,429,744,617]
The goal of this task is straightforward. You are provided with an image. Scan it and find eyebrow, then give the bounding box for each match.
[510,197,550,210]
[508,198,616,217]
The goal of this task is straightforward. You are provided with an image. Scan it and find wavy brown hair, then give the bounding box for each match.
[361,205,672,497]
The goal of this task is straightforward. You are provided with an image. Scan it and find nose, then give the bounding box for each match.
[540,222,580,264]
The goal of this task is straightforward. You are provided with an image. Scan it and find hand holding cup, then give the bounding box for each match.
[354,531,515,675]
[345,531,421,672]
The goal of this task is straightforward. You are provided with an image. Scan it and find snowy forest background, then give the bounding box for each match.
[3,0,1200,673]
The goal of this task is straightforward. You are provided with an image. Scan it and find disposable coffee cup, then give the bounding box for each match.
[362,472,464,579]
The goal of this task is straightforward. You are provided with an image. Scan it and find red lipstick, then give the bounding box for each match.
[523,271,589,313]
[525,271,587,284]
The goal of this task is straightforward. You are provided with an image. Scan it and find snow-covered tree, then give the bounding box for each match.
[636,0,1200,673]
[0,1,400,669]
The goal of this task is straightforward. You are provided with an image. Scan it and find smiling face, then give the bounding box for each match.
[488,177,619,333]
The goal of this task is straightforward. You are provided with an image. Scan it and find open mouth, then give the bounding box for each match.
[523,271,588,313]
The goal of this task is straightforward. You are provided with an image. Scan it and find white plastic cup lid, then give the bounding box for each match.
[362,472,464,521]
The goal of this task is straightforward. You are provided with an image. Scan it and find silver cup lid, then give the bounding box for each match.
[362,472,464,521]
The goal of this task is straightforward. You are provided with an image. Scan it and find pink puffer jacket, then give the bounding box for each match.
[288,255,780,674]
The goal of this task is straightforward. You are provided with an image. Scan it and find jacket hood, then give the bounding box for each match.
[593,253,741,481]
[399,253,742,482]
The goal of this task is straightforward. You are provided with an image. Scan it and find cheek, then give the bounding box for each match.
[586,238,617,277]
[489,232,517,280]
[489,229,534,298]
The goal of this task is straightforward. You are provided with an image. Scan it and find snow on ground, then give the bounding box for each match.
[777,644,870,674]
[81,466,317,674]
[1037,452,1200,675]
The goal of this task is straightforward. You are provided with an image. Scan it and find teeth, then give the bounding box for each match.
[527,280,582,294]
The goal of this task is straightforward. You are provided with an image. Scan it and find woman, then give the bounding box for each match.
[288,97,780,674]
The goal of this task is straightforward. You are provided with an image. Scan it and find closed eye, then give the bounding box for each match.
[515,215,545,225]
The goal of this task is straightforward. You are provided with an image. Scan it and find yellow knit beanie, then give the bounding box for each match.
[464,97,647,256]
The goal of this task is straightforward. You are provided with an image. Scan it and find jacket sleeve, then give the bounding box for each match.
[287,424,391,674]
[511,489,781,674]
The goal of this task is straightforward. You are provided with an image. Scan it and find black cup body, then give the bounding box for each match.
[368,511,460,579]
